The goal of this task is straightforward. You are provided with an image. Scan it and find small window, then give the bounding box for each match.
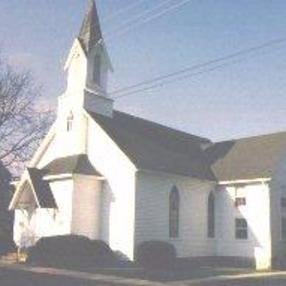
[66,112,74,132]
[169,186,179,238]
[282,217,286,240]
[281,198,286,210]
[235,218,248,239]
[235,197,246,207]
[93,55,101,85]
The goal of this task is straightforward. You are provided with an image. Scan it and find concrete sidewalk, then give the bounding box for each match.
[169,271,286,285]
[1,262,286,286]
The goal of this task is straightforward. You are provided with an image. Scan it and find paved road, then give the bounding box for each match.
[2,268,286,286]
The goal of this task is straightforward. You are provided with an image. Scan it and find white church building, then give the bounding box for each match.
[9,0,286,270]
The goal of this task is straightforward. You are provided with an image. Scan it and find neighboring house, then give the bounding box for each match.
[8,0,286,270]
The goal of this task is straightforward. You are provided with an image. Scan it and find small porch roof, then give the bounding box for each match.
[43,154,102,177]
[9,168,57,210]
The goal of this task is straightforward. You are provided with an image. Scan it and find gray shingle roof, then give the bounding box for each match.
[27,168,57,208]
[206,131,286,181]
[43,154,101,176]
[78,0,102,53]
[88,110,215,181]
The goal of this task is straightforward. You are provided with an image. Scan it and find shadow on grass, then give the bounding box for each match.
[28,257,255,283]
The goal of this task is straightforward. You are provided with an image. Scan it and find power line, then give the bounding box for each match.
[102,0,146,24]
[105,0,174,36]
[113,59,244,99]
[110,36,286,99]
[105,0,193,40]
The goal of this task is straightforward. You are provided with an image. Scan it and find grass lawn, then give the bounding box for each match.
[6,254,256,286]
[91,265,255,282]
[42,259,255,282]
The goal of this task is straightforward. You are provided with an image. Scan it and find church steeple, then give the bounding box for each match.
[63,0,113,117]
[78,0,103,53]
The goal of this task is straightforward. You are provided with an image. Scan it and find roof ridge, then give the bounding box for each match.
[215,130,286,144]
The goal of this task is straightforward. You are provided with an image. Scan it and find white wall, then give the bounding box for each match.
[87,115,137,260]
[49,179,74,235]
[216,183,271,265]
[135,170,216,258]
[71,175,102,239]
[35,106,88,169]
[65,39,87,95]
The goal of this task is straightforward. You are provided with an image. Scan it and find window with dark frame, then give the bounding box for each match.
[235,197,246,207]
[93,55,101,85]
[282,217,286,240]
[281,197,286,240]
[235,218,248,239]
[66,112,74,132]
[207,192,215,238]
[281,197,286,209]
[169,186,179,238]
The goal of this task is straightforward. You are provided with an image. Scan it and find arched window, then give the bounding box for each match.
[207,191,215,238]
[169,186,180,238]
[93,55,101,85]
[66,112,74,132]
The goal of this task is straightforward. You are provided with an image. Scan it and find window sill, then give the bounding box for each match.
[169,237,181,242]
[235,239,249,242]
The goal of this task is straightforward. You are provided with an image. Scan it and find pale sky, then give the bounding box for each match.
[1,0,286,141]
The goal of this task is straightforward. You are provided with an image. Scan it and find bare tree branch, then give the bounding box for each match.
[0,56,54,174]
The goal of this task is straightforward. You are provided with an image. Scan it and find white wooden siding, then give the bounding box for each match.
[71,175,102,239]
[134,170,216,258]
[216,183,271,261]
[87,116,137,260]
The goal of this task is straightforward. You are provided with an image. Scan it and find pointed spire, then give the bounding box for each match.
[78,0,103,53]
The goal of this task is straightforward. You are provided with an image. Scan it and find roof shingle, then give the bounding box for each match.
[27,168,57,208]
[207,131,286,181]
[78,0,102,53]
[43,154,101,177]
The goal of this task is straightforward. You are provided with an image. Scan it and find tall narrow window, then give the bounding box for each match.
[93,55,101,85]
[235,218,248,239]
[169,186,180,238]
[66,112,74,132]
[207,192,215,238]
[281,197,286,240]
[282,218,286,240]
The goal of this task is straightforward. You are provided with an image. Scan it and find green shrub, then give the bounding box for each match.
[136,240,176,269]
[27,235,116,267]
[91,239,116,265]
